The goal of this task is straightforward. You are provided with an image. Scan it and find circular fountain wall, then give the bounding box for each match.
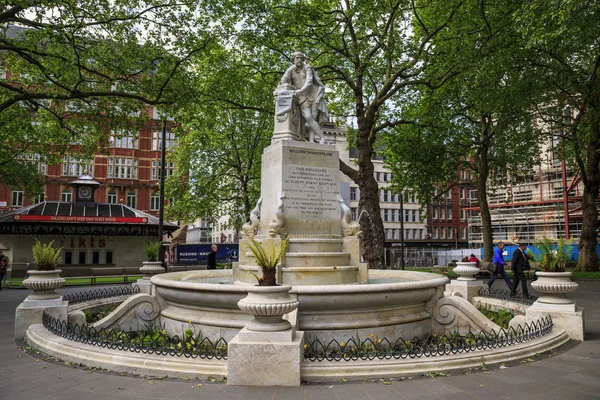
[151,270,448,342]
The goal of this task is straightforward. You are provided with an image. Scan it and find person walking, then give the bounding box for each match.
[487,242,514,291]
[0,256,8,290]
[511,243,532,298]
[207,244,218,270]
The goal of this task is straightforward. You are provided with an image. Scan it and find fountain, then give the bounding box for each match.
[22,52,578,387]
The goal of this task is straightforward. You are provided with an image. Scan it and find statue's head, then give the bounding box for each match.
[291,51,306,66]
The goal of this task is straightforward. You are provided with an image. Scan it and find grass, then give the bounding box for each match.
[2,276,144,287]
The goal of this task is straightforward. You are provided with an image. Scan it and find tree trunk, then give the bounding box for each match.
[259,267,277,286]
[355,121,385,269]
[576,117,600,272]
[477,120,494,262]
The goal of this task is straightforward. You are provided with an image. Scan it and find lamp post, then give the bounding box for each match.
[399,192,405,270]
[158,118,167,265]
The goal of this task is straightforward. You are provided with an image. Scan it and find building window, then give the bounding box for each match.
[78,251,86,264]
[152,130,175,151]
[108,157,138,179]
[62,155,93,176]
[11,190,23,207]
[385,229,392,239]
[448,227,453,239]
[126,191,136,208]
[461,227,467,239]
[64,251,73,265]
[23,153,46,174]
[107,190,117,204]
[350,187,358,201]
[411,210,417,222]
[150,193,160,211]
[440,227,445,239]
[61,189,72,202]
[151,160,175,181]
[105,251,113,264]
[383,209,389,222]
[32,192,44,204]
[92,251,100,264]
[350,207,357,221]
[110,130,138,149]
[433,227,438,239]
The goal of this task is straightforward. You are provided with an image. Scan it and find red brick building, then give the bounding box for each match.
[0,107,175,215]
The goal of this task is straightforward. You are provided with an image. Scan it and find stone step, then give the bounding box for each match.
[288,238,344,253]
[285,252,351,268]
[281,266,358,285]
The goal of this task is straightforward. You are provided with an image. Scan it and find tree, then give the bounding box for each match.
[205,0,465,269]
[0,1,209,193]
[165,49,276,229]
[382,0,541,261]
[516,0,600,271]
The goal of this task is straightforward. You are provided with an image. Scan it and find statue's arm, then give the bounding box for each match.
[280,66,293,84]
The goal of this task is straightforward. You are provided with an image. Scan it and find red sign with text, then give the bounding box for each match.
[13,215,148,223]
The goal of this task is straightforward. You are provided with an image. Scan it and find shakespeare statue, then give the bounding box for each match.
[279,51,329,143]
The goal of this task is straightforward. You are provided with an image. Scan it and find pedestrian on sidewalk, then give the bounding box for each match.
[0,256,8,289]
[487,242,513,291]
[511,243,532,298]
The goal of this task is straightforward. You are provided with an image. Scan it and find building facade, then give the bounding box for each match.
[0,108,174,216]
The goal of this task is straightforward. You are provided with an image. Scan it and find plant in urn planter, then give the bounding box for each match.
[530,237,578,304]
[238,236,299,332]
[22,239,65,301]
[140,240,165,279]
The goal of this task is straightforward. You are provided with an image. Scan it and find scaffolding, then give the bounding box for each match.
[465,162,597,245]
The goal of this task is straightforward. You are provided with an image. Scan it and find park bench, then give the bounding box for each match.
[90,267,143,285]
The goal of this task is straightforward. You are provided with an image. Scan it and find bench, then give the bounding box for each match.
[91,267,142,285]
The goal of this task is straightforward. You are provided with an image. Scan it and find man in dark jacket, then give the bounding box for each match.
[207,244,218,270]
[511,243,531,298]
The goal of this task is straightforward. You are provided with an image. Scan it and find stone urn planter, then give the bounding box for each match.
[22,269,65,301]
[453,262,479,281]
[531,271,578,304]
[139,261,165,280]
[238,285,299,332]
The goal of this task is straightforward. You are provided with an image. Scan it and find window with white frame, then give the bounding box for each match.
[32,192,44,203]
[461,227,466,239]
[11,190,23,207]
[448,227,453,239]
[110,130,138,149]
[383,209,389,222]
[150,193,160,211]
[411,210,417,222]
[447,207,452,220]
[61,189,72,202]
[350,187,358,201]
[350,207,357,221]
[126,191,136,208]
[22,153,46,174]
[383,190,389,202]
[440,227,445,239]
[433,227,438,239]
[108,158,138,179]
[107,190,117,204]
[151,160,175,181]
[62,156,93,176]
[152,131,175,151]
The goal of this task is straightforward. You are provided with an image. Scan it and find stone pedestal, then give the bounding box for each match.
[227,328,304,386]
[258,140,341,237]
[15,301,68,340]
[445,279,486,302]
[526,301,585,341]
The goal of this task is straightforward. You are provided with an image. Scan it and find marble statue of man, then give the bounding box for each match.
[280,51,329,143]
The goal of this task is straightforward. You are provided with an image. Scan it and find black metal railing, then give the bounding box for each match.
[477,287,538,305]
[304,316,552,361]
[42,312,228,360]
[64,286,140,304]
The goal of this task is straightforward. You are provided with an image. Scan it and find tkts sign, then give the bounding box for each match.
[13,215,148,223]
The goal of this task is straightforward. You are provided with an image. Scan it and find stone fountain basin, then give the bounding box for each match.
[151,270,449,342]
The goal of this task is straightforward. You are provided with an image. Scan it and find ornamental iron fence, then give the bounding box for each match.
[64,286,140,304]
[477,287,538,306]
[42,312,228,360]
[304,316,552,362]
